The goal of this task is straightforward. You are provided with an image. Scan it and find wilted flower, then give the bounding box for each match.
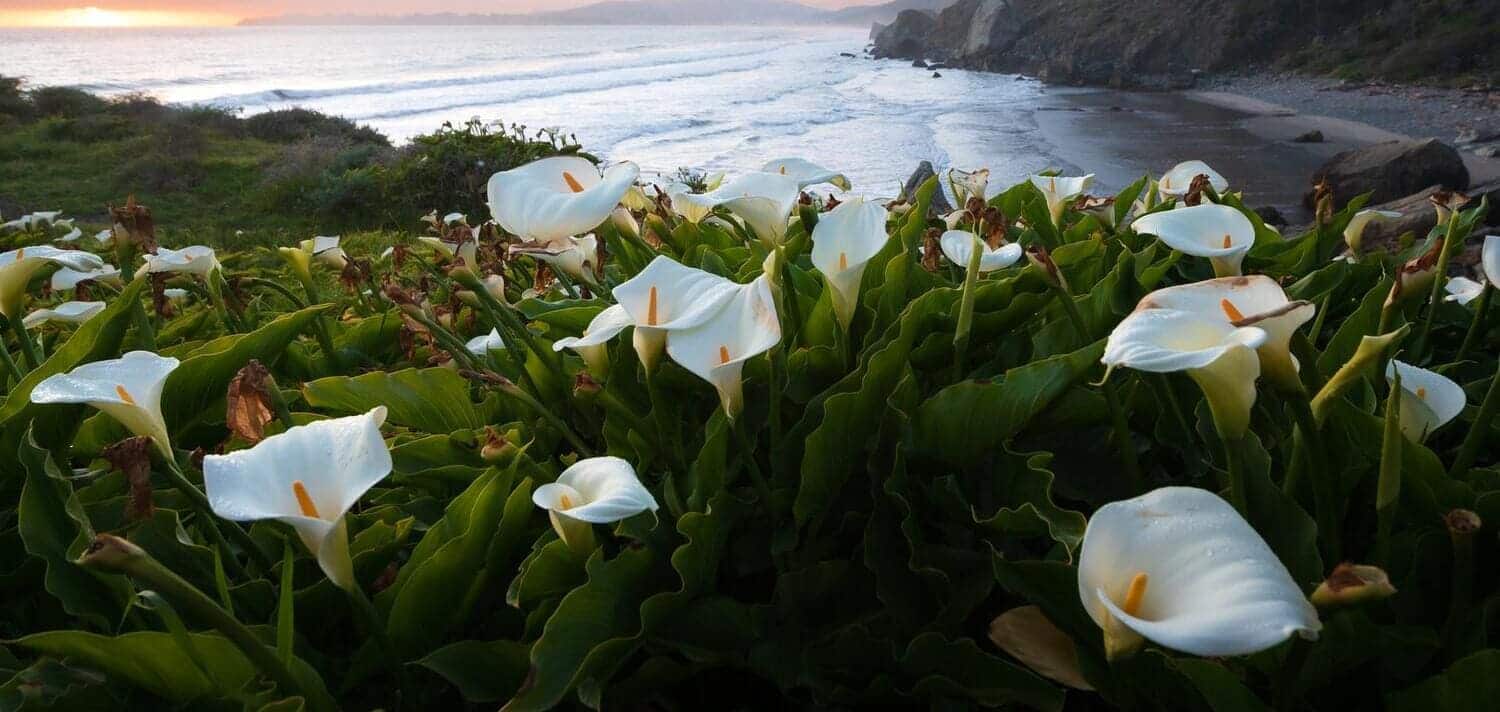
[1310,563,1396,608]
[948,168,991,206]
[32,351,179,458]
[1430,190,1470,224]
[225,360,277,445]
[810,197,889,328]
[1343,209,1402,254]
[988,606,1093,691]
[1132,204,1255,277]
[666,275,781,419]
[762,158,851,190]
[204,407,392,591]
[1386,239,1443,308]
[1075,195,1117,228]
[533,456,658,553]
[1079,486,1320,660]
[1385,360,1465,442]
[487,156,640,243]
[22,300,105,329]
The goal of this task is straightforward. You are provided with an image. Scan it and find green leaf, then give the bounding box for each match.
[10,630,258,703]
[1172,658,1270,712]
[1387,649,1500,712]
[417,639,531,703]
[899,632,1064,711]
[303,367,484,432]
[17,429,133,630]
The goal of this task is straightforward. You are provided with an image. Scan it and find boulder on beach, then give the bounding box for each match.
[1354,179,1500,250]
[871,9,937,61]
[1306,138,1470,209]
[1292,130,1324,143]
[901,161,954,216]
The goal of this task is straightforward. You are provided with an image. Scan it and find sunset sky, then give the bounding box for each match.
[0,0,885,27]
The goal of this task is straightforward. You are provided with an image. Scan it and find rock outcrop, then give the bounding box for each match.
[871,10,938,61]
[1307,139,1470,209]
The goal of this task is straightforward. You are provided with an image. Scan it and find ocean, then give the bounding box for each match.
[0,25,1331,212]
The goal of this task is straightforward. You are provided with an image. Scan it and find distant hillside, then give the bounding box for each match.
[241,0,952,26]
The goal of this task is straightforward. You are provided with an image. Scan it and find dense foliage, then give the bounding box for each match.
[0,150,1495,712]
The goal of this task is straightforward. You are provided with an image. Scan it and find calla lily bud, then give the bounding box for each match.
[480,427,519,463]
[1311,325,1409,422]
[573,372,602,401]
[1446,509,1481,542]
[1311,563,1397,608]
[455,290,482,309]
[1430,190,1471,225]
[1344,210,1403,254]
[277,246,314,287]
[610,206,640,240]
[1386,239,1443,308]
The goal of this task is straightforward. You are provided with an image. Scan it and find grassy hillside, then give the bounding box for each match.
[0,77,585,247]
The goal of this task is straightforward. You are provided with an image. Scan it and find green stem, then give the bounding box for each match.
[1456,284,1492,363]
[498,379,593,457]
[646,373,688,474]
[346,580,408,697]
[1290,391,1341,561]
[1376,373,1403,565]
[952,235,984,376]
[1450,354,1500,479]
[9,318,40,370]
[0,328,24,385]
[163,456,274,571]
[77,535,313,703]
[732,420,775,516]
[241,277,308,310]
[1223,435,1249,515]
[1413,212,1464,359]
[1274,638,1310,712]
[1055,282,1143,492]
[1442,511,1478,658]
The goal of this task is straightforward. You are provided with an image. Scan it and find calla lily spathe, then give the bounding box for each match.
[1446,276,1485,305]
[1483,235,1500,286]
[204,407,391,591]
[1343,210,1402,254]
[553,304,635,376]
[1103,302,1267,438]
[487,156,640,243]
[1385,360,1465,442]
[138,246,220,279]
[51,264,121,291]
[610,256,742,371]
[671,172,801,245]
[1132,203,1255,277]
[23,300,105,329]
[302,236,348,269]
[810,197,889,328]
[1079,486,1320,659]
[1029,174,1094,225]
[1136,276,1314,393]
[511,234,598,283]
[31,351,179,458]
[0,245,106,318]
[533,455,658,553]
[761,158,851,191]
[1157,161,1228,198]
[666,275,781,419]
[466,328,506,356]
[939,230,1023,274]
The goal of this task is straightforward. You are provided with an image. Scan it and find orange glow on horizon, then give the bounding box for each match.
[0,7,241,27]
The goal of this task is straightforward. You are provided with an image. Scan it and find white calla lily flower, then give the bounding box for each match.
[533,455,658,553]
[51,263,121,291]
[204,407,391,591]
[1079,486,1320,659]
[93,229,114,246]
[0,245,106,318]
[487,156,639,243]
[163,288,190,301]
[1133,204,1255,277]
[1157,161,1228,198]
[57,227,83,243]
[1445,276,1486,305]
[1103,304,1267,437]
[511,234,598,283]
[138,246,219,279]
[443,212,466,226]
[553,304,634,376]
[1385,360,1465,442]
[418,228,479,266]
[31,350,179,458]
[1029,174,1095,225]
[761,158,851,191]
[939,230,1023,274]
[1136,276,1314,392]
[666,275,781,419]
[465,328,506,356]
[301,235,348,269]
[1482,235,1500,287]
[612,256,741,371]
[23,300,105,329]
[671,172,801,245]
[1343,210,1402,254]
[948,168,991,206]
[810,197,889,328]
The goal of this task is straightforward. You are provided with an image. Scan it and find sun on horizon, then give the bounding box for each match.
[0,6,241,28]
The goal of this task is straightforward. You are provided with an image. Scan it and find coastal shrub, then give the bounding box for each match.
[27,85,108,118]
[0,75,29,121]
[245,107,389,147]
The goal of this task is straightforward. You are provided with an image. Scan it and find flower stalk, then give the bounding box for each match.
[1375,370,1403,564]
[1412,210,1465,359]
[1449,353,1500,478]
[1456,283,1491,363]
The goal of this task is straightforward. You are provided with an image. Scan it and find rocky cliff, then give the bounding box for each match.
[871,0,1498,88]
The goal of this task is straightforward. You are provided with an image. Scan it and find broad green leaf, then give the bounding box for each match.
[303,367,484,432]
[417,639,531,703]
